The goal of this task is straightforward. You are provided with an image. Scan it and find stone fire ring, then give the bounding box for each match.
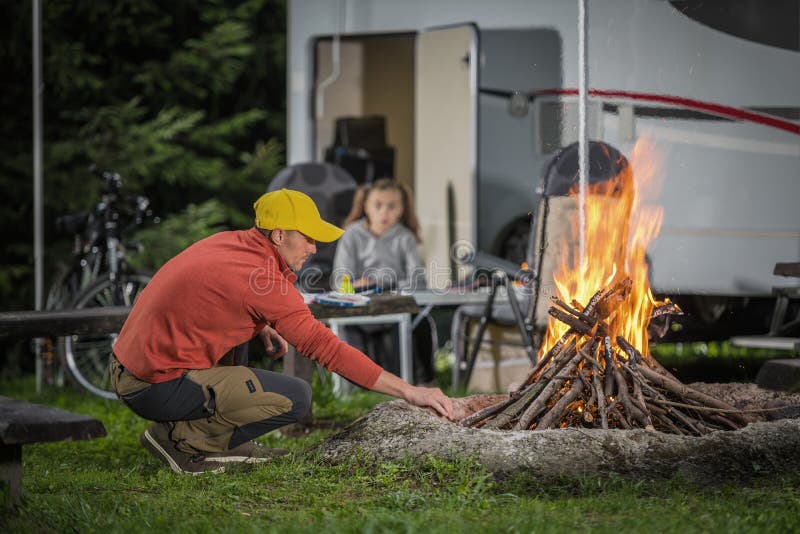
[317,385,800,482]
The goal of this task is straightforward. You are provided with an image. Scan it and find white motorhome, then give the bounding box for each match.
[287,0,800,334]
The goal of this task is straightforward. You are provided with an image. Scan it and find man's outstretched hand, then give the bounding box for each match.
[402,384,454,420]
[371,370,454,420]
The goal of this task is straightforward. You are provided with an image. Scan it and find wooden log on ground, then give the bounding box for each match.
[636,365,750,426]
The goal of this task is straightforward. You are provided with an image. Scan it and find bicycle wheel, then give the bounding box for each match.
[63,273,151,399]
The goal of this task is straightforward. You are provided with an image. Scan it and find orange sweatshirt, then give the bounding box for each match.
[113,227,383,388]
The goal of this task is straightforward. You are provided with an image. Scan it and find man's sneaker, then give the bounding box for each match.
[140,422,225,476]
[204,441,290,464]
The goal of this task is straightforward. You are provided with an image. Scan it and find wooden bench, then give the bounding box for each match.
[0,305,135,395]
[0,305,130,339]
[0,396,106,506]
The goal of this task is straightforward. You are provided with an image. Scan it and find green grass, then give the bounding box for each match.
[1,374,799,533]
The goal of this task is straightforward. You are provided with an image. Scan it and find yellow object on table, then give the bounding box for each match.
[340,275,355,294]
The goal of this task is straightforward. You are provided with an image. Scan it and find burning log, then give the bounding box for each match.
[647,300,684,340]
[460,278,750,436]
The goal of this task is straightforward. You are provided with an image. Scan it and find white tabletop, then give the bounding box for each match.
[404,287,512,306]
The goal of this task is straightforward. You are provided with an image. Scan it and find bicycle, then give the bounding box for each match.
[45,165,156,398]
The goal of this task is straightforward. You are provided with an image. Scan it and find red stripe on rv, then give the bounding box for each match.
[537,89,800,136]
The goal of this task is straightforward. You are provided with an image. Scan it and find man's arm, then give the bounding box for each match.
[255,281,452,418]
[370,370,454,420]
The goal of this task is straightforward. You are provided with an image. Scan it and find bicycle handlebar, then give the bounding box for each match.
[88,163,123,193]
[58,165,156,254]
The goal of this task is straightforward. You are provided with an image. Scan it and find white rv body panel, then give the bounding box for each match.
[288,0,800,297]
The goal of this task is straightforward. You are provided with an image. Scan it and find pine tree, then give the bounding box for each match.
[0,0,287,312]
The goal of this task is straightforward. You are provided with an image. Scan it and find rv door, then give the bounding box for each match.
[415,24,478,288]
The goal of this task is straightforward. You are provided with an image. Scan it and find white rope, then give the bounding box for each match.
[577,0,589,266]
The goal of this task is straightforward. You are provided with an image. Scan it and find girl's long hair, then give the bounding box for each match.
[343,178,421,242]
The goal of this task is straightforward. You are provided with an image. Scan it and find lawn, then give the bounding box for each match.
[1,365,799,533]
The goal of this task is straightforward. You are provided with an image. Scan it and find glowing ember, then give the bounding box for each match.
[541,136,667,357]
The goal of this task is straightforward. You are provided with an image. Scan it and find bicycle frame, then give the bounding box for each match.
[43,165,155,397]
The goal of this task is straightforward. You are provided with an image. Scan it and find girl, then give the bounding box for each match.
[333,178,435,384]
[336,178,424,292]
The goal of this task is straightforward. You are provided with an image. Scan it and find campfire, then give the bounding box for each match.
[461,138,750,435]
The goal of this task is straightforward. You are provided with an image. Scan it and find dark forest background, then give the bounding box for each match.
[0,0,795,384]
[1,0,287,371]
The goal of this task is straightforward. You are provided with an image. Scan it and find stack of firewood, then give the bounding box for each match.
[460,278,751,435]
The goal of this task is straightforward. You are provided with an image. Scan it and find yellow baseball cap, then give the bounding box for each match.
[253,189,344,243]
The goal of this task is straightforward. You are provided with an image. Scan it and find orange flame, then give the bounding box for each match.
[541,137,666,357]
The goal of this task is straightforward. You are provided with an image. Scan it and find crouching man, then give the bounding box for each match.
[110,189,453,474]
